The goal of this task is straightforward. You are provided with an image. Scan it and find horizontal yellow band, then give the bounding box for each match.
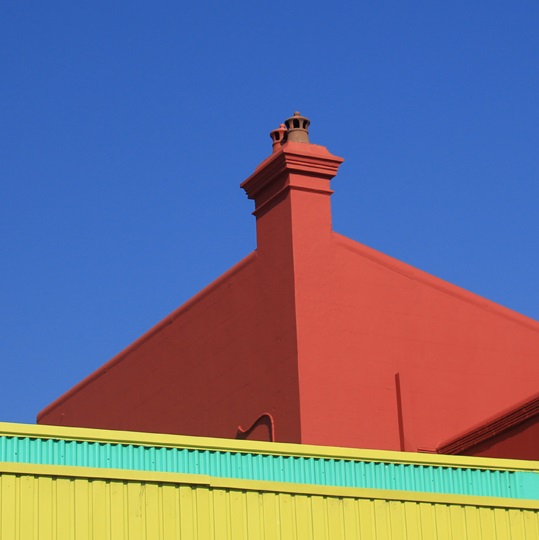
[1,461,538,510]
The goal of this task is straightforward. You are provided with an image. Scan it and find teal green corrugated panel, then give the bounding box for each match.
[2,435,538,499]
[433,466,443,493]
[190,449,196,473]
[226,450,233,477]
[522,470,539,499]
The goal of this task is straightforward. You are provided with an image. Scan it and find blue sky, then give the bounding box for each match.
[1,2,538,424]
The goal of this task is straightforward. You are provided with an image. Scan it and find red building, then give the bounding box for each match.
[38,113,539,460]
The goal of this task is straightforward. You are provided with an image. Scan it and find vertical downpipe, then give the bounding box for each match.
[395,373,406,451]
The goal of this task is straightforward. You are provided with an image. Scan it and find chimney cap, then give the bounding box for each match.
[284,112,310,143]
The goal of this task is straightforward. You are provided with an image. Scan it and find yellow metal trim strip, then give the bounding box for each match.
[1,461,538,510]
[3,421,538,472]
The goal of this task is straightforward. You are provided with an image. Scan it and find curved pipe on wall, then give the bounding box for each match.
[236,413,275,442]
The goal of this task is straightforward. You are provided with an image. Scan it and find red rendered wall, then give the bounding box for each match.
[294,231,539,452]
[38,246,303,442]
[38,136,539,459]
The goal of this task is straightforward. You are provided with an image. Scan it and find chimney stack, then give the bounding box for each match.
[241,112,343,216]
[241,113,344,257]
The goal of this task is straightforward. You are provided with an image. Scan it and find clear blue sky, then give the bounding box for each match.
[1,2,538,424]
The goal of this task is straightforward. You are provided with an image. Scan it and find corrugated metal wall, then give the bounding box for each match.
[1,464,538,540]
[2,423,539,499]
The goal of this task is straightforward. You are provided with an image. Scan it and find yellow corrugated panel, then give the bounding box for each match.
[1,463,538,539]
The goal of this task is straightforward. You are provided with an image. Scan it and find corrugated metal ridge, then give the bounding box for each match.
[5,422,538,471]
[3,461,539,510]
[1,434,538,499]
[437,391,539,455]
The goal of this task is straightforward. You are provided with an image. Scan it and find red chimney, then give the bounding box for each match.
[241,111,344,264]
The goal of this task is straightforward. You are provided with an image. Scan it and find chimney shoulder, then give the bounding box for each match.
[241,142,344,203]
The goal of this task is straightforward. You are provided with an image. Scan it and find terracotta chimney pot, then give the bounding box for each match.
[284,112,310,143]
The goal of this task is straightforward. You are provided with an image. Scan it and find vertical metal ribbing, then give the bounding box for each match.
[0,435,534,499]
